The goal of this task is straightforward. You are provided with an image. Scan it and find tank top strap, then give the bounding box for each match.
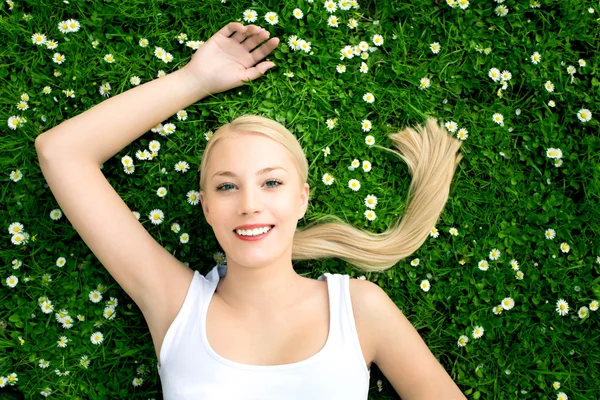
[318,273,356,347]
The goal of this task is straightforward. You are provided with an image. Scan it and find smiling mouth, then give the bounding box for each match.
[232,225,275,233]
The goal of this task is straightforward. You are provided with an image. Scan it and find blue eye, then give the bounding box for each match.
[216,179,283,192]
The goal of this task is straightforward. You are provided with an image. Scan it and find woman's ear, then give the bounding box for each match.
[298,182,310,220]
[200,191,211,226]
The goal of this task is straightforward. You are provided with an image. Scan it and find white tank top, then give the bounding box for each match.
[158,264,371,399]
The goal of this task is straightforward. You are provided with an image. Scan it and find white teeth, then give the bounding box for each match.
[235,226,273,236]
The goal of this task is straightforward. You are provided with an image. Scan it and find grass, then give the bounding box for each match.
[1,0,599,398]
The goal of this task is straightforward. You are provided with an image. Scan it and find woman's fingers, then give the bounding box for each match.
[221,22,256,42]
[241,28,270,52]
[249,37,279,65]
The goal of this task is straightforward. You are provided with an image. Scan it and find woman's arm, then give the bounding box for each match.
[36,68,204,166]
[355,279,467,399]
[36,22,278,165]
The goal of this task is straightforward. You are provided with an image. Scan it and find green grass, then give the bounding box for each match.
[1,0,600,398]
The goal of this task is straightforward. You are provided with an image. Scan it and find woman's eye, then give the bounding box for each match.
[216,179,282,191]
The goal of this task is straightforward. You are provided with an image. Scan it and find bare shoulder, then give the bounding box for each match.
[349,278,467,398]
[347,277,391,366]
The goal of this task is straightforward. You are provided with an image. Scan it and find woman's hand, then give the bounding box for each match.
[183,22,279,96]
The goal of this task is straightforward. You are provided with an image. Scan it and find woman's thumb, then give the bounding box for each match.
[245,61,275,81]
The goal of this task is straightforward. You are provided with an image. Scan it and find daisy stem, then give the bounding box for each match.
[35,67,207,166]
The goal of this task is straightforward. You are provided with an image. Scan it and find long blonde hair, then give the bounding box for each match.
[199,115,463,273]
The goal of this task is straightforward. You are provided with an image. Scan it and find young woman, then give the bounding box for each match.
[36,22,466,399]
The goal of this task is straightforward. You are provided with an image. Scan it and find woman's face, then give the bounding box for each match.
[199,131,309,266]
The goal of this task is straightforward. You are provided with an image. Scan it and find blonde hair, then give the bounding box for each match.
[199,115,463,273]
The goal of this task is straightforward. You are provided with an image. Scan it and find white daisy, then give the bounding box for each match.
[472,326,484,339]
[577,108,592,122]
[501,297,515,310]
[556,299,569,316]
[457,335,469,347]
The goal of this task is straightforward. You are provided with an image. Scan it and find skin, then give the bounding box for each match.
[199,130,314,317]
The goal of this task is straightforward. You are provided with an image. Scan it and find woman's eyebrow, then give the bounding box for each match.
[212,166,287,179]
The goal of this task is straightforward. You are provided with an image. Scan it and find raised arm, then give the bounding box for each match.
[36,22,278,165]
[34,22,279,360]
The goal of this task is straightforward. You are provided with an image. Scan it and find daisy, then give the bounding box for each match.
[578,59,586,67]
[292,8,303,19]
[577,108,592,122]
[132,377,143,387]
[32,33,47,45]
[91,331,104,344]
[57,336,69,348]
[557,392,568,400]
[362,160,372,172]
[6,276,18,288]
[457,335,469,347]
[420,280,430,292]
[265,11,278,25]
[322,173,335,185]
[556,299,569,316]
[531,52,541,64]
[365,135,375,146]
[578,306,589,319]
[492,113,504,126]
[89,290,102,303]
[545,81,555,92]
[148,209,165,225]
[419,77,431,89]
[411,258,420,266]
[365,194,378,210]
[242,9,258,23]
[67,19,80,32]
[58,20,70,33]
[430,227,440,238]
[489,248,501,260]
[360,62,369,73]
[501,297,515,310]
[363,93,375,103]
[553,382,561,390]
[104,54,115,63]
[139,38,149,47]
[324,0,337,13]
[157,187,168,197]
[488,68,501,82]
[515,271,524,280]
[590,300,599,311]
[52,53,66,64]
[430,42,441,54]
[130,76,141,86]
[478,260,489,271]
[186,191,200,206]
[472,326,484,339]
[493,305,503,315]
[327,15,339,27]
[361,119,372,132]
[548,100,556,107]
[509,259,519,270]
[445,121,458,132]
[39,359,50,368]
[495,5,508,16]
[566,65,576,75]
[500,70,512,82]
[457,0,469,10]
[372,34,384,46]
[449,227,458,236]
[560,242,570,253]
[348,179,361,191]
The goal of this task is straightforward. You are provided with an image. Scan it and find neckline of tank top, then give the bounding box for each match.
[201,264,335,371]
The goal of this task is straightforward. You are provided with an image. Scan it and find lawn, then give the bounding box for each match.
[1,0,599,398]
